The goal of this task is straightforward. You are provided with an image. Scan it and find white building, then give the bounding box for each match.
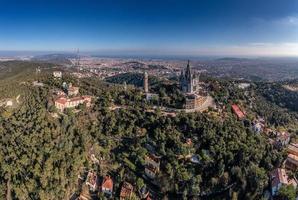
[53,71,62,78]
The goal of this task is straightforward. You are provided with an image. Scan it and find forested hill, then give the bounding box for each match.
[256,82,298,112]
[0,61,54,99]
[0,77,285,200]
[0,62,297,200]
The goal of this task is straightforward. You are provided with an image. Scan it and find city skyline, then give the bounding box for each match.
[0,0,298,56]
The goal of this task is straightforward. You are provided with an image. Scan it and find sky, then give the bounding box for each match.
[0,0,297,57]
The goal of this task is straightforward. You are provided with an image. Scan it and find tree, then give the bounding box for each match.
[278,185,297,200]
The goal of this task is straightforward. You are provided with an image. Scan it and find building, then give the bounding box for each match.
[120,182,133,200]
[144,71,149,93]
[288,143,298,156]
[179,60,199,93]
[238,83,250,89]
[286,154,298,170]
[68,84,79,96]
[286,143,298,169]
[54,96,91,111]
[252,122,263,133]
[53,71,62,78]
[86,171,98,192]
[270,168,297,196]
[274,132,290,148]
[231,104,245,119]
[54,89,66,97]
[184,93,206,109]
[145,154,160,179]
[101,175,113,198]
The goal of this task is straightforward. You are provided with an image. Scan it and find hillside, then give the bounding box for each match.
[0,61,297,200]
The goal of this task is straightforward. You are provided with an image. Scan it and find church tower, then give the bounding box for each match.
[144,71,149,93]
[180,60,194,93]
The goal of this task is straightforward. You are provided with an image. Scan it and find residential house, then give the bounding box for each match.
[252,122,263,134]
[101,175,113,198]
[275,132,291,148]
[145,154,160,179]
[288,143,298,156]
[120,182,133,200]
[86,171,98,192]
[286,143,298,170]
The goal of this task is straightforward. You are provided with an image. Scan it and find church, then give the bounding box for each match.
[179,60,199,94]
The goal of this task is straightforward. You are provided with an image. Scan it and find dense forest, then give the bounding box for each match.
[0,62,297,199]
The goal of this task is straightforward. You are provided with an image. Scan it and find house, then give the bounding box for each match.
[145,154,160,179]
[86,171,98,192]
[275,132,291,148]
[231,104,245,119]
[286,143,298,170]
[67,83,79,96]
[53,71,62,78]
[286,154,298,170]
[270,168,297,196]
[54,96,91,111]
[252,122,263,133]
[288,143,298,156]
[120,182,133,200]
[101,175,113,198]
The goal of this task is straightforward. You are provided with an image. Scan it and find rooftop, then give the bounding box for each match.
[101,176,113,191]
[231,104,245,119]
[120,182,133,199]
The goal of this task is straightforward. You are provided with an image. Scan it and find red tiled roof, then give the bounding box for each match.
[55,97,67,105]
[231,104,245,119]
[102,176,113,191]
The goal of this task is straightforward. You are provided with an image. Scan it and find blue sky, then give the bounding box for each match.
[0,0,297,56]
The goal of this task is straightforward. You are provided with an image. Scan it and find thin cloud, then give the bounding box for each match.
[274,16,298,26]
[254,15,298,26]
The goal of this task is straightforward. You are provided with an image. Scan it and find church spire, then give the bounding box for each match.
[186,60,191,80]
